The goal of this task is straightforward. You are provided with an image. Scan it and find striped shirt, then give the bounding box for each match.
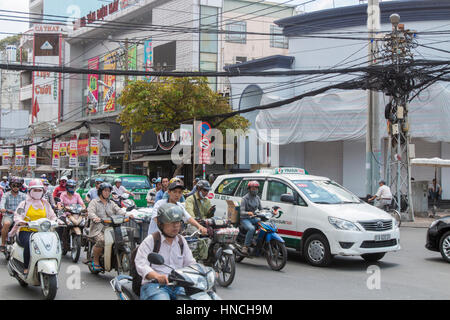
[0,191,27,213]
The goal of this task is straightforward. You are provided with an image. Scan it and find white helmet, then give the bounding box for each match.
[60,176,68,181]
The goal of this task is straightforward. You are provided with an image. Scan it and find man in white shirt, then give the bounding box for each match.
[369,180,393,209]
[147,181,207,236]
[112,178,135,198]
[135,203,196,300]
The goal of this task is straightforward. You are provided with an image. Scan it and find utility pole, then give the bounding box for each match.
[383,14,416,221]
[122,38,130,174]
[366,0,381,197]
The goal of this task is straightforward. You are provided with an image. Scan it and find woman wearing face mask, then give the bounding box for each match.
[9,179,57,275]
[59,180,85,210]
[240,181,263,255]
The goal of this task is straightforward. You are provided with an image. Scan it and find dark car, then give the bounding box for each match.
[425,215,450,263]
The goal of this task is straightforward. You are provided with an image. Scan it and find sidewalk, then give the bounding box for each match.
[402,210,450,228]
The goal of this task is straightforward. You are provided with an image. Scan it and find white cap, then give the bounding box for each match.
[60,176,68,181]
[2,176,7,180]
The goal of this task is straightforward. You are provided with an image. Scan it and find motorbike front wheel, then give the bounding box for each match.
[71,234,81,263]
[41,273,58,300]
[118,251,131,275]
[266,240,287,271]
[215,253,236,287]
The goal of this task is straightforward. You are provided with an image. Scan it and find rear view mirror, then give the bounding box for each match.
[17,208,25,215]
[280,194,295,204]
[148,253,164,265]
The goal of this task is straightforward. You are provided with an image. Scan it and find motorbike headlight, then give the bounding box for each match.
[41,220,51,232]
[328,217,360,231]
[32,241,41,255]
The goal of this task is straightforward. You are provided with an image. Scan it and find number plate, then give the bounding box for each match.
[374,234,391,241]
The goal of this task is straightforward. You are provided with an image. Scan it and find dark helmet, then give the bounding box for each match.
[156,203,184,231]
[196,180,211,191]
[247,180,260,189]
[66,179,76,188]
[97,182,113,197]
[10,176,22,187]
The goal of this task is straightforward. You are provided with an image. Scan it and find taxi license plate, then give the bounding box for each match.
[374,234,391,241]
[134,194,141,200]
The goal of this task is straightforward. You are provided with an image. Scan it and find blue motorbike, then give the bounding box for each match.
[234,207,287,271]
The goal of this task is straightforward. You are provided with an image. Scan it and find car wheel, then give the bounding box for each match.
[361,252,386,262]
[304,233,333,267]
[439,231,450,263]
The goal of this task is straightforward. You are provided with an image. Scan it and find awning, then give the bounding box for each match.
[129,154,173,162]
[34,165,57,173]
[95,164,110,170]
[411,157,450,168]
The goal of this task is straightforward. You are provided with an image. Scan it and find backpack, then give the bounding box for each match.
[131,231,184,296]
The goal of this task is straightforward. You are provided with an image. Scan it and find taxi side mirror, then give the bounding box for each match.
[280,194,295,204]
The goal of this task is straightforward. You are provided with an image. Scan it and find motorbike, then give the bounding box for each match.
[112,193,136,211]
[110,252,221,300]
[234,206,288,271]
[57,204,87,263]
[185,217,239,287]
[128,207,153,245]
[83,214,134,276]
[7,211,62,300]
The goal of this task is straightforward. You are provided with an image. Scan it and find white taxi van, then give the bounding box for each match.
[208,167,401,267]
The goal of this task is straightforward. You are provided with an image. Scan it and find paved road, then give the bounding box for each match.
[0,227,448,300]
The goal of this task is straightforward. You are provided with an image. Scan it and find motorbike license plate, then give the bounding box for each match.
[374,234,391,241]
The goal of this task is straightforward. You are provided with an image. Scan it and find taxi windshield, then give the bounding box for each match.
[293,180,361,204]
[120,177,150,189]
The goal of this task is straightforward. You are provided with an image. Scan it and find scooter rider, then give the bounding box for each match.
[9,179,56,275]
[85,178,104,203]
[0,177,27,252]
[53,176,68,200]
[135,203,196,300]
[87,182,130,272]
[240,181,262,255]
[185,180,216,219]
[147,181,207,236]
[42,179,56,209]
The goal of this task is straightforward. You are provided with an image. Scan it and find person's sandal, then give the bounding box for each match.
[0,246,6,253]
[91,262,104,272]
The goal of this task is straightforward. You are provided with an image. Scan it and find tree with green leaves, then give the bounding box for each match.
[117,77,250,177]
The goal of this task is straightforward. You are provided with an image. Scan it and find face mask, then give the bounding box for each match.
[30,190,43,200]
[67,189,75,195]
[198,191,205,199]
[249,190,257,197]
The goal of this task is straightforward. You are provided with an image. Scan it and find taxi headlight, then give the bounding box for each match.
[430,220,439,229]
[41,220,51,232]
[328,217,360,231]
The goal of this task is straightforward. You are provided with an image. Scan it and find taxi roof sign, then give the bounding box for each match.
[255,167,308,175]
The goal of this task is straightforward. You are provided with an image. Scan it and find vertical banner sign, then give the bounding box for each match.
[90,137,99,167]
[69,139,78,167]
[2,148,11,166]
[29,145,37,167]
[77,139,89,157]
[87,57,99,114]
[52,142,60,168]
[180,124,193,146]
[144,39,153,82]
[15,148,24,166]
[59,142,68,157]
[103,52,117,112]
[33,32,60,123]
[128,45,137,81]
[197,122,212,164]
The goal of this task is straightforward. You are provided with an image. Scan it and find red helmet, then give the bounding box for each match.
[247,181,260,189]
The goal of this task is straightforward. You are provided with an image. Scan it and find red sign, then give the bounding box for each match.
[78,139,89,156]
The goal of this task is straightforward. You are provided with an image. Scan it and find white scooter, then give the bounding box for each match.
[7,209,62,300]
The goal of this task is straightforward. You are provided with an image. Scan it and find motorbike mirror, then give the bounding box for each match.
[54,197,61,203]
[17,207,25,215]
[280,194,295,204]
[147,253,165,265]
[126,206,133,212]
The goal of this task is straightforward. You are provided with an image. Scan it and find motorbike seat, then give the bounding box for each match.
[121,281,140,300]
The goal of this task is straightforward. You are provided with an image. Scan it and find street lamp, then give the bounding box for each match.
[390,13,400,28]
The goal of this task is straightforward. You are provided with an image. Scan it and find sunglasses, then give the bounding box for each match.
[11,184,21,188]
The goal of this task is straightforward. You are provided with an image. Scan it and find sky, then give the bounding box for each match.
[0,0,382,40]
